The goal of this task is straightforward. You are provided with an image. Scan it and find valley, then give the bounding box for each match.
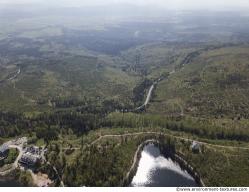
[0,6,249,187]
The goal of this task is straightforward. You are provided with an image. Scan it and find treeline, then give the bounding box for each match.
[179,51,200,67]
[0,98,126,139]
[0,112,30,137]
[1,106,249,143]
[103,112,249,142]
[0,109,103,140]
[37,111,102,135]
[63,145,127,186]
[62,135,148,186]
[37,97,126,113]
[0,111,95,138]
[62,133,177,186]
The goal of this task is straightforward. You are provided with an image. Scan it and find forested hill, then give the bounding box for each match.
[149,45,249,119]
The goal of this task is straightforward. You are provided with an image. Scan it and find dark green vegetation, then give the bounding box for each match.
[105,112,249,142]
[0,149,18,167]
[50,133,176,186]
[178,140,249,187]
[47,132,249,187]
[0,54,139,113]
[149,45,249,119]
[1,7,249,187]
[63,140,137,186]
[14,170,34,187]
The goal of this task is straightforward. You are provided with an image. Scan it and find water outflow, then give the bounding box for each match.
[131,144,198,187]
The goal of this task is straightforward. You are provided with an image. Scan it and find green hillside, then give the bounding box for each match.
[0,55,140,113]
[149,45,249,119]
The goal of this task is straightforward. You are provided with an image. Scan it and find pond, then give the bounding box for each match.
[130,143,198,187]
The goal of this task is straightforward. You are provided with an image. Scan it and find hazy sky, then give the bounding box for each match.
[0,0,249,10]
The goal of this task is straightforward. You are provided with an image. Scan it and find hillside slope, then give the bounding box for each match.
[149,45,249,119]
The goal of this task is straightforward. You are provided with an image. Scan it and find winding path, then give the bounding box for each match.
[89,131,249,150]
[0,145,24,176]
[135,84,155,111]
[134,76,169,111]
[133,48,205,112]
[89,131,248,187]
[134,66,177,112]
[7,68,21,81]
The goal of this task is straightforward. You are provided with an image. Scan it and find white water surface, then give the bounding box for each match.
[131,144,195,187]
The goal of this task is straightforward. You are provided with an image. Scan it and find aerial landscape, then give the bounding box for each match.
[0,0,249,188]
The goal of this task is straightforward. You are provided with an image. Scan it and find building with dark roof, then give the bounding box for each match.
[19,153,40,166]
[19,145,42,167]
[26,146,40,155]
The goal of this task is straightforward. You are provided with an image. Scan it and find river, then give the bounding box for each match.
[130,144,198,187]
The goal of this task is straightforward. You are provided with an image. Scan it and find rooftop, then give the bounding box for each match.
[19,153,39,165]
[0,144,9,153]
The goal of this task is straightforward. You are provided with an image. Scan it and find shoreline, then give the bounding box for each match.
[123,139,205,187]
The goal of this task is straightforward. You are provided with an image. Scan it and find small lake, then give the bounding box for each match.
[130,143,198,187]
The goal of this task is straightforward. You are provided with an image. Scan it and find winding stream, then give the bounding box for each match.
[130,144,198,187]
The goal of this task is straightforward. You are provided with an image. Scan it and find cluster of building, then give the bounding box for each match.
[0,137,52,186]
[19,146,43,167]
